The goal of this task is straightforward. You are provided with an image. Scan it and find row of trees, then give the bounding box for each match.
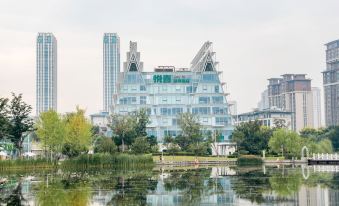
[0,93,33,155]
[35,107,92,159]
[109,111,212,156]
[231,120,337,158]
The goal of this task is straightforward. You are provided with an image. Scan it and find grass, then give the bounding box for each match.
[153,155,236,162]
[0,158,55,170]
[62,153,154,169]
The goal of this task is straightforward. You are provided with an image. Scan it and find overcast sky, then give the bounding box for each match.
[0,0,339,117]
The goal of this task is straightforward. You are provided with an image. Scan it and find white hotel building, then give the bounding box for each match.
[111,41,234,154]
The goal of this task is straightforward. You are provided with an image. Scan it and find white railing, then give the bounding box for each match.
[312,153,339,160]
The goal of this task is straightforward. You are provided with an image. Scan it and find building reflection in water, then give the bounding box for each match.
[2,165,339,205]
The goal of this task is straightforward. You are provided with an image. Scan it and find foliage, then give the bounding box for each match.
[109,109,152,152]
[110,114,136,151]
[0,97,10,140]
[231,120,273,155]
[35,110,65,158]
[188,142,209,156]
[62,107,92,157]
[328,126,339,151]
[237,155,263,166]
[62,143,83,158]
[8,93,33,153]
[178,113,202,143]
[269,129,302,158]
[133,108,150,137]
[146,135,157,147]
[94,136,117,154]
[130,136,150,154]
[273,119,287,129]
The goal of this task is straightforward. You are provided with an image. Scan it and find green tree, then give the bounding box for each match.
[328,126,339,151]
[94,136,117,154]
[130,136,150,154]
[8,93,33,154]
[35,110,65,159]
[175,113,202,151]
[133,108,150,137]
[269,129,302,158]
[0,97,10,140]
[110,114,136,152]
[188,142,209,156]
[62,107,92,157]
[231,120,272,154]
[273,119,287,129]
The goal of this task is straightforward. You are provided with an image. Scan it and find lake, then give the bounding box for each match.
[1,164,339,205]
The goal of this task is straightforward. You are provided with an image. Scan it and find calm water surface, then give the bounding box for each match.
[1,165,339,206]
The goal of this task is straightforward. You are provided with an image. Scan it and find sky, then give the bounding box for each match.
[0,0,339,117]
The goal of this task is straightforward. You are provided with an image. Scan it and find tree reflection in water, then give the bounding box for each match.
[1,165,339,205]
[37,173,91,206]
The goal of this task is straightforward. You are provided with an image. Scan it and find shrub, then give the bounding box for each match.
[94,137,117,154]
[130,136,150,154]
[237,155,263,166]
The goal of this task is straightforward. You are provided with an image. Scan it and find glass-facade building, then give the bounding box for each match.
[323,39,339,126]
[36,33,57,115]
[103,33,120,112]
[113,41,233,142]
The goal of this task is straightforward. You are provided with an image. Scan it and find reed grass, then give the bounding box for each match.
[61,153,154,169]
[0,158,55,171]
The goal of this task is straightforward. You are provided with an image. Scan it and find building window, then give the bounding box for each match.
[215,86,219,93]
[186,86,193,93]
[140,85,146,91]
[215,117,228,126]
[140,96,146,105]
[212,96,223,104]
[199,96,210,104]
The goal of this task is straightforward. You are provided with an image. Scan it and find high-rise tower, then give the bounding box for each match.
[103,33,120,112]
[323,40,339,126]
[267,74,314,131]
[36,33,57,115]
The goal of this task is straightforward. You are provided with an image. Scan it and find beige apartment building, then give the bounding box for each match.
[268,74,314,131]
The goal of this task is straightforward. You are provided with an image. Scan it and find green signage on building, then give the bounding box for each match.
[153,75,190,83]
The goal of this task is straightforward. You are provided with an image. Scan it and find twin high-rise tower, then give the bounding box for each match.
[36,33,57,115]
[35,33,120,115]
[103,33,120,112]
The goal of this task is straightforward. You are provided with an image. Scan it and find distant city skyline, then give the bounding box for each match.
[1,0,339,115]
